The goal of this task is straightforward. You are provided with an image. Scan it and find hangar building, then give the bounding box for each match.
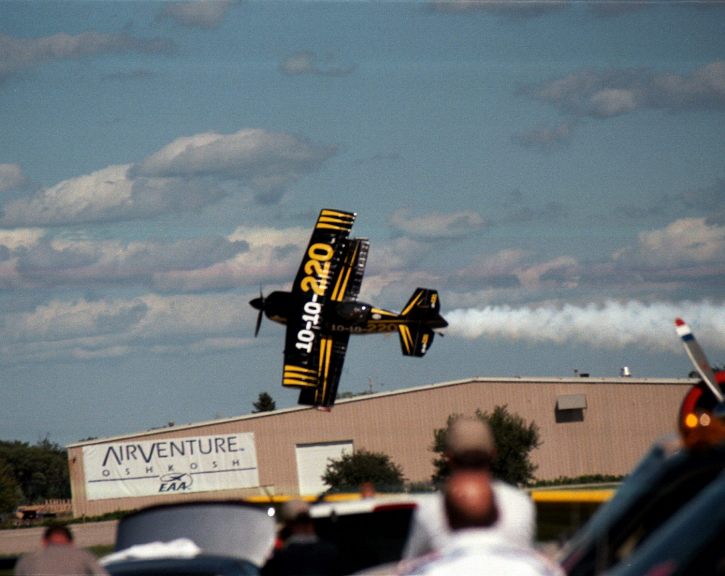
[67,376,693,518]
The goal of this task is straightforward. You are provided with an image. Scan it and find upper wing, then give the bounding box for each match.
[282,209,356,390]
[291,209,356,298]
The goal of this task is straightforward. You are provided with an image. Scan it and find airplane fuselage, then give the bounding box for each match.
[250,290,447,336]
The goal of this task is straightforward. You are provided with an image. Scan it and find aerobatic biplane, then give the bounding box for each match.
[250,209,448,409]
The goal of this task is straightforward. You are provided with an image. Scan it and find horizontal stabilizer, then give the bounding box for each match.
[398,324,435,357]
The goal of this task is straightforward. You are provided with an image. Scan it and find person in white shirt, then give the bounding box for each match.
[402,417,535,558]
[399,470,562,576]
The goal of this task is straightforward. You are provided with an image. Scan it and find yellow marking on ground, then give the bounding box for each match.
[531,490,615,503]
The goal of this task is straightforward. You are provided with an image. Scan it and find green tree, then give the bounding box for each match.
[0,457,22,514]
[432,405,541,487]
[322,449,406,493]
[0,438,70,503]
[252,392,276,413]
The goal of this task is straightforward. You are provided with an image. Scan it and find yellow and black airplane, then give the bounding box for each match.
[250,209,448,409]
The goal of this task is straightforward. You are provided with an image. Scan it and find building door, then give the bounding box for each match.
[295,441,353,495]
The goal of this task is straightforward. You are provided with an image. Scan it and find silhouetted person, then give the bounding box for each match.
[14,524,109,575]
[263,500,341,576]
[399,470,562,575]
[403,417,535,558]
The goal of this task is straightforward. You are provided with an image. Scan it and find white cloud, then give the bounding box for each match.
[455,249,578,291]
[589,88,638,117]
[279,52,356,77]
[153,224,311,291]
[159,0,233,29]
[614,218,725,267]
[0,164,27,192]
[389,209,486,239]
[429,0,568,19]
[0,32,174,83]
[515,256,579,289]
[133,128,337,203]
[1,293,254,363]
[1,129,336,226]
[1,165,134,226]
[522,60,725,118]
[512,120,577,152]
[4,234,247,291]
[5,298,149,342]
[0,228,45,251]
[228,224,310,248]
[0,165,220,227]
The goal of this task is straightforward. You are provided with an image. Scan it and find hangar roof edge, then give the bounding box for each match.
[66,375,697,448]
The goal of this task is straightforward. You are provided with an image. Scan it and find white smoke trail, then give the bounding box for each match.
[447,300,725,352]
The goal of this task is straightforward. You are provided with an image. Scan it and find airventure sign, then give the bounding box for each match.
[82,433,259,500]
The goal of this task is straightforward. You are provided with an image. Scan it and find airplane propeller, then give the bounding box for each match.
[675,317,724,403]
[250,290,265,337]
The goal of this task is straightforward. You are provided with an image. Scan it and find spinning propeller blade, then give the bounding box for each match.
[675,318,723,403]
[250,290,265,337]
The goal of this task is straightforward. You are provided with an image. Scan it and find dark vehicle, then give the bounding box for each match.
[607,470,725,576]
[309,497,417,574]
[558,437,725,575]
[102,501,275,576]
[559,319,725,575]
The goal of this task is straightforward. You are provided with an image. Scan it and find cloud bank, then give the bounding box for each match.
[0,129,337,227]
[0,32,174,84]
[521,61,725,118]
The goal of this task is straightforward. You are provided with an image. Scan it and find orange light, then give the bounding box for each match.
[684,413,699,429]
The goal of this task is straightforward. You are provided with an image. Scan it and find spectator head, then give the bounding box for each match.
[278,499,316,537]
[280,499,311,523]
[42,525,74,546]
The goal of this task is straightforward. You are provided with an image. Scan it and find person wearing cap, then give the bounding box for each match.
[399,469,561,576]
[263,499,341,576]
[401,416,535,559]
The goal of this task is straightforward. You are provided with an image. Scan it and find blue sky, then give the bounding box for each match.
[1,0,723,446]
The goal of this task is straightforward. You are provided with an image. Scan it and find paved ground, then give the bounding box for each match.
[0,521,117,556]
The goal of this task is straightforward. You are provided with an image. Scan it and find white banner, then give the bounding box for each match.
[83,433,259,500]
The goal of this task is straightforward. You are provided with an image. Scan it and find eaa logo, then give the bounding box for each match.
[159,472,193,493]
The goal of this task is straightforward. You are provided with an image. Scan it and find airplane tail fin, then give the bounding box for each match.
[397,288,447,357]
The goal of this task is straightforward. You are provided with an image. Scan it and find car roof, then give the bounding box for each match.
[113,500,275,567]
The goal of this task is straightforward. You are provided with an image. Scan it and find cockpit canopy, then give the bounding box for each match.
[335,301,371,325]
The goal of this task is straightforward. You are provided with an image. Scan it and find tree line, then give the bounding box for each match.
[0,438,70,515]
[322,405,542,493]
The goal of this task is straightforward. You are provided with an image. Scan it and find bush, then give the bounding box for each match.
[322,449,406,493]
[432,405,541,487]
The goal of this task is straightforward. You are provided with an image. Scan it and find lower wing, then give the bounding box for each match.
[297,332,351,409]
